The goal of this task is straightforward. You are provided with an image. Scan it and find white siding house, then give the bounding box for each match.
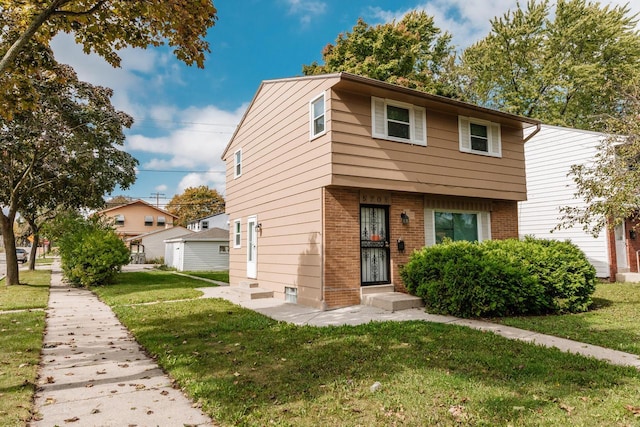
[164,227,229,271]
[186,213,229,232]
[126,226,192,263]
[519,125,613,278]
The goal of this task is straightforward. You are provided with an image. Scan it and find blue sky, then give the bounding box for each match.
[49,0,639,207]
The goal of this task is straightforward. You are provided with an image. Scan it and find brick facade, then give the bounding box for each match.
[490,200,519,240]
[323,187,361,308]
[323,188,522,309]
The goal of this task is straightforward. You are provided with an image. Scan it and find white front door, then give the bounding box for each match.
[614,222,628,270]
[247,216,257,279]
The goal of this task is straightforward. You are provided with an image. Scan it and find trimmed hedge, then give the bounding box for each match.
[401,238,596,318]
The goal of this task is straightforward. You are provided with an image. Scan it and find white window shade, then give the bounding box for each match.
[371,97,427,146]
[459,116,501,157]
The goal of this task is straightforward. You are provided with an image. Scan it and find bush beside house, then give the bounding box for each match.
[401,238,596,318]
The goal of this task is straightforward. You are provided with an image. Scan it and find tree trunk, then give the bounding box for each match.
[0,213,19,286]
[27,219,39,271]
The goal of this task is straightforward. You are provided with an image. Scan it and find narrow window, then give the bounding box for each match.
[233,219,241,248]
[310,93,326,139]
[387,105,410,140]
[115,214,125,226]
[144,215,153,226]
[459,116,501,157]
[202,221,209,230]
[157,216,166,226]
[234,149,242,178]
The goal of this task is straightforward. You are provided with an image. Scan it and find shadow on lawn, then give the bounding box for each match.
[113,298,640,424]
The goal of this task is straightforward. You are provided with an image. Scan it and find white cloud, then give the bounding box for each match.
[286,0,327,24]
[125,103,246,195]
[367,0,640,50]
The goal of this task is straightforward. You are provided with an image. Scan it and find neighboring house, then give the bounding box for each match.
[186,213,230,232]
[98,199,177,240]
[519,125,637,279]
[221,72,540,310]
[164,227,229,271]
[125,226,192,262]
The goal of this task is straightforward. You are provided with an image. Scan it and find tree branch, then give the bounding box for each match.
[51,0,108,19]
[0,0,71,74]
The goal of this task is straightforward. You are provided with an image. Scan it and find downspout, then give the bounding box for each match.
[523,122,542,144]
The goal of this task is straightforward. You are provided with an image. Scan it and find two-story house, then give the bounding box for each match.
[186,213,230,232]
[99,199,177,240]
[222,73,540,310]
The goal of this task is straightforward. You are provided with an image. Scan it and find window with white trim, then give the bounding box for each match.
[458,116,501,157]
[371,97,426,145]
[234,149,242,178]
[144,215,153,226]
[115,214,125,226]
[310,93,326,139]
[424,208,491,246]
[233,219,241,248]
[202,221,209,230]
[157,216,166,226]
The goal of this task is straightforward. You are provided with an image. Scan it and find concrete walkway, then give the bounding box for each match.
[31,264,214,427]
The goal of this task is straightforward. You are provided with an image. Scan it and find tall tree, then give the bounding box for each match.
[303,11,459,97]
[166,186,225,227]
[557,86,640,236]
[0,0,217,119]
[0,58,137,285]
[459,0,640,130]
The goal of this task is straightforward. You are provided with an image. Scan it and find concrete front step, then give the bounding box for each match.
[235,281,260,289]
[616,272,640,283]
[230,287,274,301]
[362,292,424,312]
[361,284,395,296]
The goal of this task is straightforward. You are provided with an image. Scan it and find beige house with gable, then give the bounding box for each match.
[98,199,177,240]
[222,72,540,310]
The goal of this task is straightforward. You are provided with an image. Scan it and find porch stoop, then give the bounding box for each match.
[615,272,640,283]
[361,285,424,312]
[230,281,274,300]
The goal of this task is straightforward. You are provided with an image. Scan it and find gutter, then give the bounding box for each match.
[523,122,542,143]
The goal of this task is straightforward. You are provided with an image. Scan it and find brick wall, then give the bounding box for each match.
[490,200,519,240]
[390,193,424,292]
[323,187,361,308]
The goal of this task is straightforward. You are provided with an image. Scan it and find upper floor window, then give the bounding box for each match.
[234,149,242,178]
[371,97,426,146]
[157,216,166,226]
[310,93,326,139]
[458,116,501,157]
[202,221,209,230]
[144,215,153,226]
[233,219,241,248]
[115,214,125,226]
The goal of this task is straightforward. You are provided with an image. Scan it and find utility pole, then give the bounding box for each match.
[150,192,165,208]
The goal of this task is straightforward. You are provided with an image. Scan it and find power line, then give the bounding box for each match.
[136,169,225,173]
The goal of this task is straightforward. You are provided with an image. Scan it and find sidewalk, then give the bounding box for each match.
[31,263,215,427]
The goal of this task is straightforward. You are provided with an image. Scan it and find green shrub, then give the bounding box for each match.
[401,238,596,318]
[50,212,130,287]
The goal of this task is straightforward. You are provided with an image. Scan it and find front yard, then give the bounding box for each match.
[95,271,640,426]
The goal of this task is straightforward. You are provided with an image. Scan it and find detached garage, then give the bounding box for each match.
[164,227,229,271]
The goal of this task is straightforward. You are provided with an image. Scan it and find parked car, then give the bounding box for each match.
[16,248,28,264]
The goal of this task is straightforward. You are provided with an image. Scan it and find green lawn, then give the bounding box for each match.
[0,270,50,427]
[105,271,640,426]
[181,270,229,283]
[494,282,640,356]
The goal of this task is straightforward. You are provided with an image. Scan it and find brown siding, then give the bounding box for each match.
[224,77,339,308]
[490,200,519,240]
[330,90,527,201]
[323,187,361,308]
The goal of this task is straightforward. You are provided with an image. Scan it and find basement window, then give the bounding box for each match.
[285,287,298,303]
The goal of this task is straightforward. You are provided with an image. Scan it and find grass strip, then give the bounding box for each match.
[494,282,640,355]
[112,296,640,426]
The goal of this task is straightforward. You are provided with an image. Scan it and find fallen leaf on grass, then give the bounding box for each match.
[448,405,467,421]
[559,403,574,415]
[625,405,640,417]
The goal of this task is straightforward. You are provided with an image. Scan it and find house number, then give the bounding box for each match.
[360,192,390,205]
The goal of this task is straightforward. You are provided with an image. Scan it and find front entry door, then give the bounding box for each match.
[615,222,628,270]
[247,216,257,279]
[360,205,390,285]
